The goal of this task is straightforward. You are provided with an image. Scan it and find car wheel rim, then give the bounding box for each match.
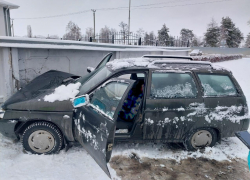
[28,130,55,153]
[191,130,212,149]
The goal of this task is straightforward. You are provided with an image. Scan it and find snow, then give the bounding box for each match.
[0,36,189,52]
[106,57,213,71]
[0,58,250,180]
[0,134,116,180]
[0,113,4,119]
[151,83,195,98]
[216,58,250,110]
[145,118,154,125]
[44,82,81,102]
[112,137,248,163]
[205,105,249,124]
[115,129,129,133]
[63,115,70,119]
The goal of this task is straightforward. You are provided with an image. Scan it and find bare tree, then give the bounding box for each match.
[100,26,112,43]
[248,20,250,26]
[85,27,94,38]
[27,25,32,38]
[63,21,81,40]
[110,28,117,35]
[119,21,128,33]
[136,28,145,38]
[119,21,129,44]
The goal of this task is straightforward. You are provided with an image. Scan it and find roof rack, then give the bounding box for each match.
[142,55,193,61]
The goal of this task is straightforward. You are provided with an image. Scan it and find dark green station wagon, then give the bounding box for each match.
[0,54,249,177]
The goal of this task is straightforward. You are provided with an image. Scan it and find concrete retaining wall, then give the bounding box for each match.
[0,36,190,103]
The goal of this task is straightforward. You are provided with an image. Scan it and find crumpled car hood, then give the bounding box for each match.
[2,70,80,112]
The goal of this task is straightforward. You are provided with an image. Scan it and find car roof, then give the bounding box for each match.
[106,56,228,72]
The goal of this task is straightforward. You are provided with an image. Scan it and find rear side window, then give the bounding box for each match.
[198,74,237,97]
[151,72,197,98]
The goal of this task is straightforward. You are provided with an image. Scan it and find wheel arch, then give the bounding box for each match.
[15,119,64,136]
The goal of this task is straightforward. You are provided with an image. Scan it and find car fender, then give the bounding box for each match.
[3,110,75,142]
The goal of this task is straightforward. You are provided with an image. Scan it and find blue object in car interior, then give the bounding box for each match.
[248,151,250,170]
[73,96,86,107]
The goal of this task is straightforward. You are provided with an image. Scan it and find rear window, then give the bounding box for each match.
[198,74,237,97]
[151,72,197,98]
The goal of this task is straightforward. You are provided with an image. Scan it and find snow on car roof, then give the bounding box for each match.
[142,55,193,60]
[106,57,225,71]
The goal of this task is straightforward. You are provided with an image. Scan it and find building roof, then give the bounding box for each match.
[0,0,19,9]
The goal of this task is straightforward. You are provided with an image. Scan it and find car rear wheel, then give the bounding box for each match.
[184,128,217,151]
[22,122,63,154]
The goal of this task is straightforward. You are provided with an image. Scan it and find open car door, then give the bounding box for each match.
[87,53,113,73]
[73,78,135,178]
[235,131,250,149]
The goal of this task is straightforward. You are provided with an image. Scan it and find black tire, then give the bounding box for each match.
[21,122,63,154]
[183,128,217,151]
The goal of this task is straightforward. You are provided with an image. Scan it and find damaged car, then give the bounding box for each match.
[0,53,249,177]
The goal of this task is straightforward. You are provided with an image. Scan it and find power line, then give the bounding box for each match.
[12,0,234,20]
[133,0,232,10]
[13,9,91,20]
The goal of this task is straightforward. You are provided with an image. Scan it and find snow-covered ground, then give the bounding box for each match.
[0,58,250,180]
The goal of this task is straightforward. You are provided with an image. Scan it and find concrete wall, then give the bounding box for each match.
[191,47,250,56]
[0,48,19,103]
[0,7,6,36]
[0,37,190,103]
[17,48,189,87]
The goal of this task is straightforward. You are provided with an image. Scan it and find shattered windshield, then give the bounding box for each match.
[78,66,112,94]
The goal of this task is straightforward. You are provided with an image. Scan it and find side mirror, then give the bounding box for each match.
[87,67,95,73]
[73,95,89,108]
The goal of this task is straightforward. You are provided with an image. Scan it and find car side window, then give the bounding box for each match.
[89,82,129,118]
[198,74,237,97]
[151,72,197,98]
[117,73,145,79]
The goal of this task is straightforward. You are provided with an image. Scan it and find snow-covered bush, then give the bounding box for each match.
[192,54,243,62]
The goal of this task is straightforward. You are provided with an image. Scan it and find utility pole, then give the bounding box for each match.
[11,19,14,37]
[128,0,131,44]
[91,9,96,41]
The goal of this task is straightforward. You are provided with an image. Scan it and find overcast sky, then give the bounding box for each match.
[7,0,250,38]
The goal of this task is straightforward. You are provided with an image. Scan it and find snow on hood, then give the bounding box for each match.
[44,82,81,102]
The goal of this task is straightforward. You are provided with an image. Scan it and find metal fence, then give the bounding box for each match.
[80,32,190,47]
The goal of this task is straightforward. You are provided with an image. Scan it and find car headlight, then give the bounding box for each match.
[0,108,5,119]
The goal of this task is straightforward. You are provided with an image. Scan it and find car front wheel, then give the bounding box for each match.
[21,122,63,154]
[184,128,217,151]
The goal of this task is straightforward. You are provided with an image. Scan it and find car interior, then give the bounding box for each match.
[115,73,146,133]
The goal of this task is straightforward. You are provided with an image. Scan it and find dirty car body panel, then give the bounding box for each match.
[73,78,135,177]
